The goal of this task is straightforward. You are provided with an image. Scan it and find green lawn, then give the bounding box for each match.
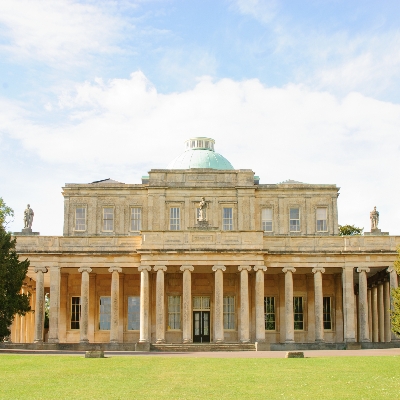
[0,355,399,399]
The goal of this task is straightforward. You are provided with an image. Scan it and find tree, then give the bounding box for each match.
[391,247,400,336]
[0,199,31,341]
[338,224,363,236]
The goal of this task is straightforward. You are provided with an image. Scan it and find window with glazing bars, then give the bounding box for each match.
[99,296,111,330]
[323,296,332,330]
[264,297,276,330]
[170,207,180,230]
[103,208,114,231]
[294,296,304,330]
[130,208,142,231]
[223,296,235,329]
[75,208,86,231]
[262,208,273,232]
[127,296,140,330]
[168,296,181,329]
[222,207,233,231]
[316,207,327,232]
[290,208,300,232]
[71,296,80,329]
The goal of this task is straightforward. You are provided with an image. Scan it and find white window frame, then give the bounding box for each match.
[264,296,276,330]
[223,296,235,329]
[222,207,233,231]
[262,208,273,232]
[168,295,181,330]
[102,207,114,232]
[130,207,142,232]
[316,207,328,232]
[127,296,140,330]
[170,207,180,230]
[99,296,111,330]
[75,207,86,231]
[289,207,300,232]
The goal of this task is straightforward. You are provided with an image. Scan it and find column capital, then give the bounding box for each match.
[180,265,194,272]
[108,267,122,273]
[154,265,167,272]
[254,265,267,272]
[312,267,325,274]
[387,266,397,274]
[138,265,151,272]
[357,267,370,273]
[34,266,48,273]
[212,265,226,272]
[282,267,296,274]
[78,267,92,274]
[238,265,251,272]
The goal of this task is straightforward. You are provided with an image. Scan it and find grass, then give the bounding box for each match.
[0,355,399,399]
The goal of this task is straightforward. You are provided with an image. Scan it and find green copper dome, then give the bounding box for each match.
[167,137,234,170]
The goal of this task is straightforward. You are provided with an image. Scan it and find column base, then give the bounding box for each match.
[285,339,295,343]
[156,339,166,344]
[214,339,224,344]
[109,340,119,344]
[183,338,193,344]
[48,338,60,344]
[315,339,325,343]
[80,338,89,343]
[240,339,250,344]
[33,339,43,344]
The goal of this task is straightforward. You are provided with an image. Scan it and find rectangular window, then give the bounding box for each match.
[130,207,142,231]
[71,297,81,329]
[127,296,140,330]
[264,296,276,330]
[323,297,332,330]
[222,207,233,231]
[223,296,235,329]
[75,207,86,231]
[103,207,114,231]
[168,296,181,329]
[99,296,111,330]
[294,297,304,330]
[170,207,180,230]
[289,208,300,232]
[262,208,273,232]
[316,207,328,232]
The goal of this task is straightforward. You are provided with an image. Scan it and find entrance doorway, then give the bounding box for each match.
[193,296,211,343]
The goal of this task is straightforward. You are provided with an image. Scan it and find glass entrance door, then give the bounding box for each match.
[193,296,211,343]
[193,311,210,343]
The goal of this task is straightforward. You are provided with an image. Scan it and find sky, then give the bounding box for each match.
[1,0,400,236]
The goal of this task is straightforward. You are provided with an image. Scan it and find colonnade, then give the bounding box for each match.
[30,264,399,344]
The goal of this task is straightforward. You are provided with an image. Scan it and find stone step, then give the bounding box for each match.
[150,343,256,352]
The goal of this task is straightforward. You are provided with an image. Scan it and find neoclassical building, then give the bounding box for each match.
[9,138,400,350]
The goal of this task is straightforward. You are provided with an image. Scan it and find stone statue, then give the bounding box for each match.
[370,206,379,230]
[198,197,207,221]
[23,204,34,229]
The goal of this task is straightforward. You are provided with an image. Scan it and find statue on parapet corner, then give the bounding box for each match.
[23,204,34,229]
[370,206,379,230]
[198,197,207,222]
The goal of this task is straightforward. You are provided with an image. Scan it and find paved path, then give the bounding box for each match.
[1,348,400,358]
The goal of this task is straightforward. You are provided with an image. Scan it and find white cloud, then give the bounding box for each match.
[0,0,125,66]
[232,0,278,24]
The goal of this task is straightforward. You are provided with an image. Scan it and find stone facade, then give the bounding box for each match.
[9,139,400,347]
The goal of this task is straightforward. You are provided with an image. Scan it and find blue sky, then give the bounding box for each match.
[1,0,400,235]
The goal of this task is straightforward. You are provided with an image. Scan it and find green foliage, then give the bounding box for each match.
[0,197,14,229]
[391,246,400,336]
[394,246,400,274]
[0,228,31,341]
[338,224,363,236]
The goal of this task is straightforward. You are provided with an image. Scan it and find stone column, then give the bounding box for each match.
[282,267,296,343]
[33,267,47,343]
[357,267,370,342]
[342,267,356,342]
[138,266,151,343]
[378,283,385,342]
[108,267,122,343]
[48,266,60,343]
[388,266,399,341]
[78,267,92,343]
[312,267,325,342]
[368,289,372,341]
[371,285,378,342]
[212,265,226,343]
[180,265,194,343]
[384,280,391,342]
[154,265,167,344]
[254,266,267,343]
[238,266,251,343]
